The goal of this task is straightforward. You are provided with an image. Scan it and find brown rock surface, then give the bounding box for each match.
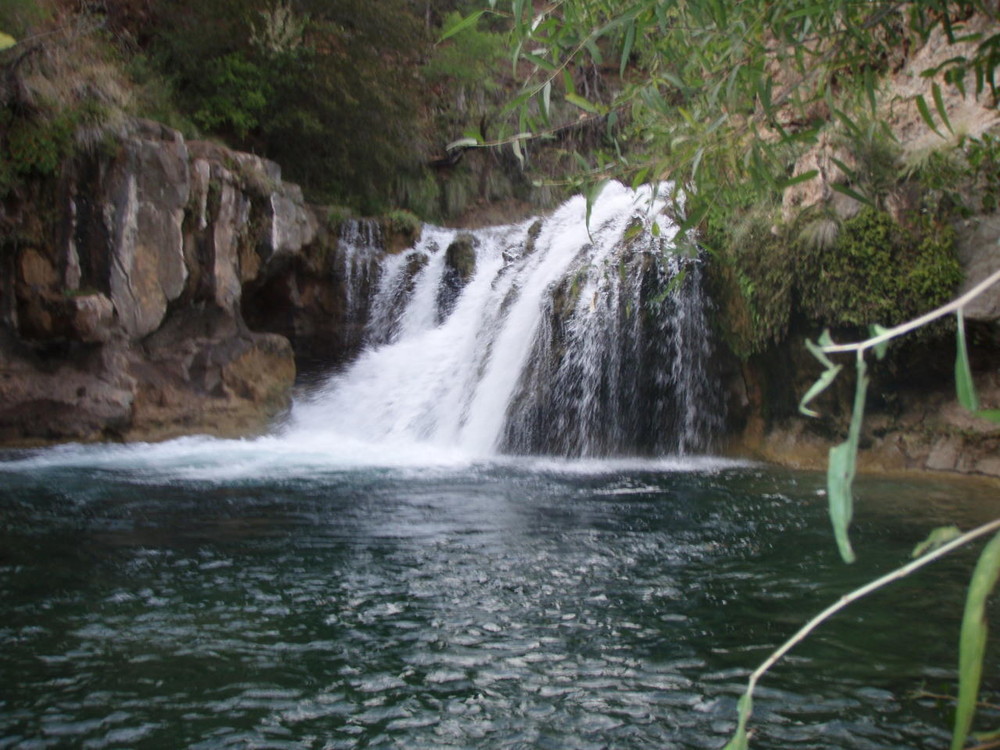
[0,118,310,445]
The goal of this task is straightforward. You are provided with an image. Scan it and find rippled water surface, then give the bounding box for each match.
[1,445,998,749]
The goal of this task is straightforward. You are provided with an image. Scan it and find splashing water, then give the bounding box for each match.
[290,182,724,459]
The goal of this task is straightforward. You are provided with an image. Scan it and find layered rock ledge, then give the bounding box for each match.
[0,119,318,444]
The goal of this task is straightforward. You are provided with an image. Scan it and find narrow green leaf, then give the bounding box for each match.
[511,39,524,76]
[915,94,946,138]
[445,137,480,152]
[807,335,837,368]
[513,0,526,33]
[869,324,891,360]
[620,20,635,78]
[829,157,857,181]
[541,81,551,119]
[799,363,843,418]
[678,200,709,235]
[725,63,742,107]
[565,93,599,114]
[522,51,557,71]
[864,68,878,114]
[827,356,868,564]
[511,137,525,169]
[830,182,874,207]
[943,11,955,44]
[585,179,610,233]
[832,107,862,138]
[975,409,1000,423]
[0,32,16,50]
[705,113,728,135]
[827,442,857,564]
[932,83,954,134]
[563,68,576,96]
[439,10,486,42]
[951,531,1000,750]
[691,147,705,181]
[778,169,819,190]
[912,525,962,558]
[722,691,753,750]
[623,222,643,242]
[584,38,604,65]
[956,310,980,412]
[758,74,775,121]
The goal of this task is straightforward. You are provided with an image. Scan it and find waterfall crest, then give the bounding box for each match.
[290,182,724,458]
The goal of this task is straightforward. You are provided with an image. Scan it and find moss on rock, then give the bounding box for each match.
[802,208,962,328]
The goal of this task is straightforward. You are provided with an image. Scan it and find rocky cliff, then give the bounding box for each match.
[0,118,327,444]
[744,17,1000,478]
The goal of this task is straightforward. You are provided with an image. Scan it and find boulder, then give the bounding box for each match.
[437,233,478,320]
[954,214,1000,322]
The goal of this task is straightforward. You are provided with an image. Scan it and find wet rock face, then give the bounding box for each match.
[105,120,190,338]
[0,118,310,445]
[437,233,477,321]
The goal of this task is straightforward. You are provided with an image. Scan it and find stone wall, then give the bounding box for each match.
[0,119,321,444]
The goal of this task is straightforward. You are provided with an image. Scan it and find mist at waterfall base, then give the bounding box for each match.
[2,184,999,748]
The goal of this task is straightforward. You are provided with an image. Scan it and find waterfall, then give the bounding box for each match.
[290,182,724,458]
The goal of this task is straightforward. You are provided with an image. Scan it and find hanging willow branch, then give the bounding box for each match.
[723,520,1000,750]
[801,266,1000,564]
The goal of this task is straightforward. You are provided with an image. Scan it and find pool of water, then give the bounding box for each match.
[1,444,998,749]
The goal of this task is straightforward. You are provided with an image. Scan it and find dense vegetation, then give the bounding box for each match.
[0,0,525,215]
[441,0,999,355]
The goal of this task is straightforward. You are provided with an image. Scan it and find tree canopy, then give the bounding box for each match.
[449,0,1000,231]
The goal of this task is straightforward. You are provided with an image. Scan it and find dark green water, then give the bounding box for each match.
[1,446,998,749]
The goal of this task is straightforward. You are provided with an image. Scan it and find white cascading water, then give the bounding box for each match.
[289,182,724,459]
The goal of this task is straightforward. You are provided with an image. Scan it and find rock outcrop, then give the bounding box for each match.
[0,119,318,444]
[744,14,1000,479]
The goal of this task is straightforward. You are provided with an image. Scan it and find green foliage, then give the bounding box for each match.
[0,0,48,37]
[3,112,74,178]
[0,105,79,196]
[425,11,506,90]
[705,200,961,359]
[707,207,794,359]
[954,530,1000,749]
[905,132,1000,217]
[190,53,271,139]
[456,0,999,242]
[136,0,430,212]
[804,208,962,328]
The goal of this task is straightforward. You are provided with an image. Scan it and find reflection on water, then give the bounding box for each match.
[1,448,998,749]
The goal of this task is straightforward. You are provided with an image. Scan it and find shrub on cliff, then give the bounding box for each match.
[124,0,429,212]
[804,208,962,328]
